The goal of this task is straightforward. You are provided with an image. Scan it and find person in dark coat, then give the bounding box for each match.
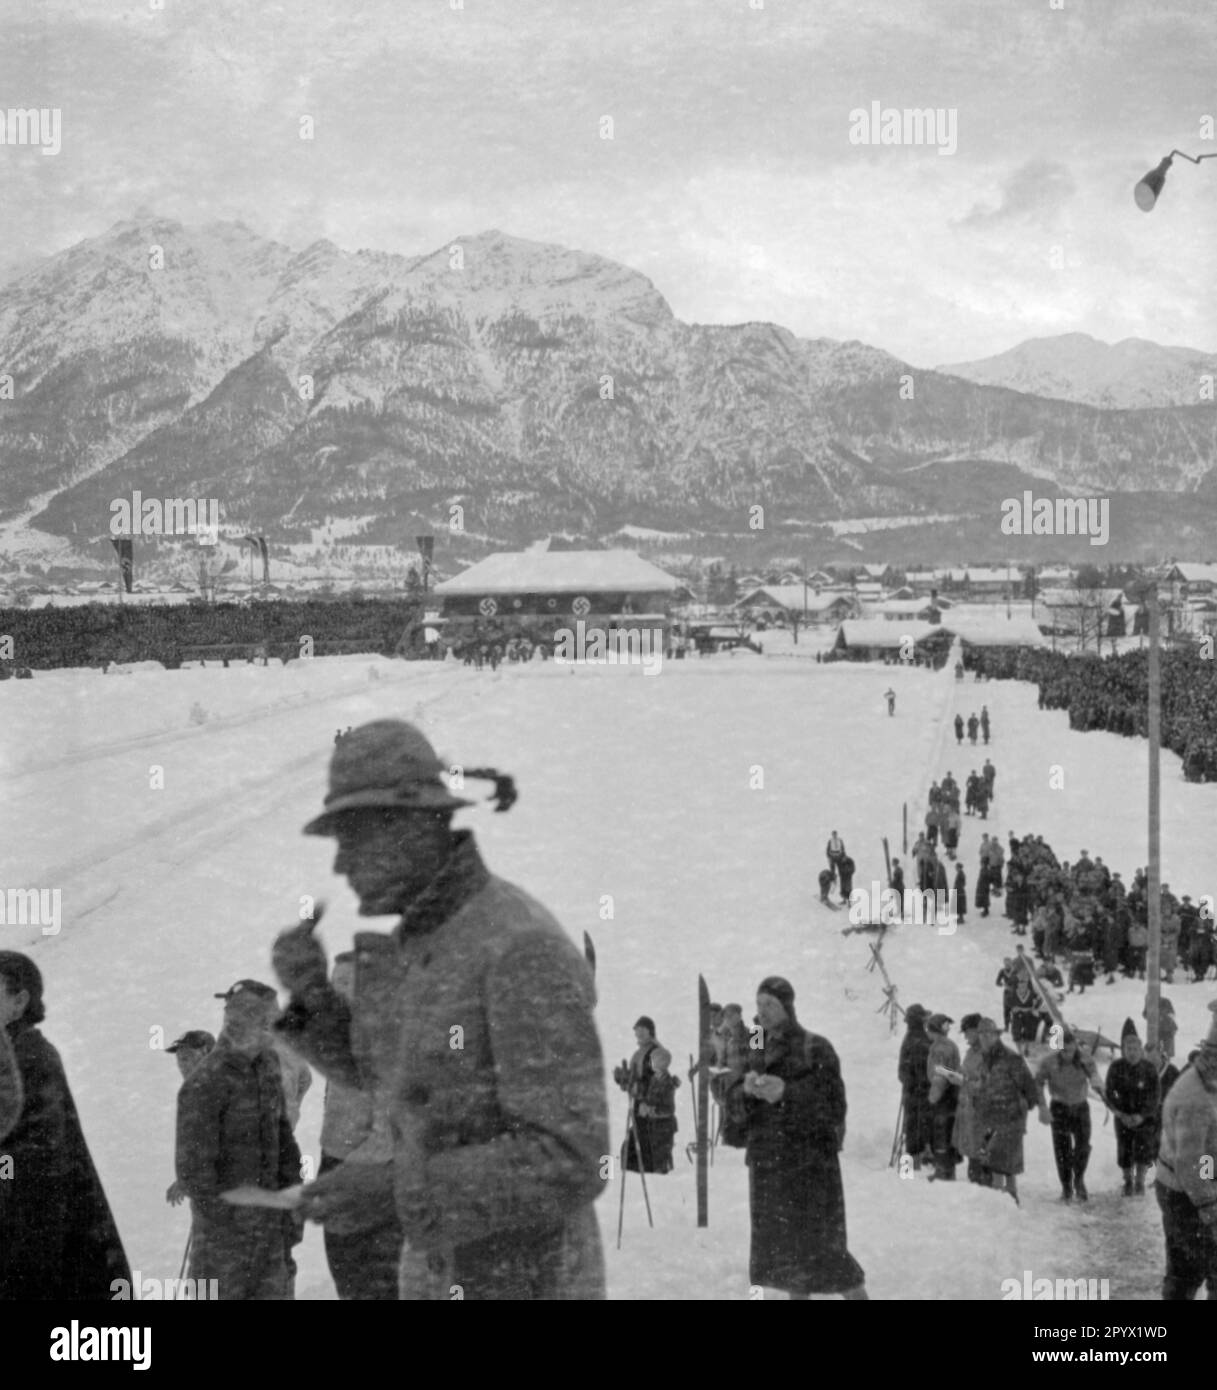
[976,847,992,918]
[274,720,609,1300]
[953,864,967,924]
[837,854,856,905]
[954,714,964,744]
[743,976,866,1299]
[0,1023,22,1142]
[982,757,996,801]
[967,713,979,744]
[1155,1002,1217,1299]
[1105,1019,1160,1197]
[0,951,132,1300]
[925,1015,961,1181]
[889,858,905,900]
[975,1017,1038,1204]
[898,1004,933,1165]
[175,980,303,1300]
[980,706,991,743]
[614,1017,679,1174]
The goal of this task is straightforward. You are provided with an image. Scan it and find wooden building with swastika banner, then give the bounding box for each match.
[432,548,686,653]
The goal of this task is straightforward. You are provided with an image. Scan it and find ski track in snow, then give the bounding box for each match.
[2,652,1213,1299]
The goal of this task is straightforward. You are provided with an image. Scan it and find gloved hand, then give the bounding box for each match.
[272,903,328,996]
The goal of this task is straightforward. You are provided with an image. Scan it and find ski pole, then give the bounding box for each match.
[178,1232,192,1282]
[889,1096,905,1168]
[689,1052,699,1137]
[616,1092,633,1249]
[628,1106,654,1228]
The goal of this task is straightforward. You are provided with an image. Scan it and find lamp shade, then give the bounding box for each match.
[1134,156,1173,212]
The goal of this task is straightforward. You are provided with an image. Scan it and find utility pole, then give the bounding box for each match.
[1145,591,1161,1050]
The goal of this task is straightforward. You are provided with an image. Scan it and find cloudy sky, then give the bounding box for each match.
[3,0,1216,364]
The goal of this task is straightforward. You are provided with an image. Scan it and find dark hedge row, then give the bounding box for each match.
[964,643,1217,782]
[0,598,423,670]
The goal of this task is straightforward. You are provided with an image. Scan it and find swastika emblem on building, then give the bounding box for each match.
[572,596,591,616]
[479,597,498,617]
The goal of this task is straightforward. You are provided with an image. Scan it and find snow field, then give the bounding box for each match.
[1,650,1212,1298]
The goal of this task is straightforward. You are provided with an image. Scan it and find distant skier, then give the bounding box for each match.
[884,688,896,716]
[967,713,979,745]
[837,853,856,906]
[954,714,964,745]
[825,831,846,884]
[980,707,991,744]
[889,858,905,899]
[614,1017,679,1175]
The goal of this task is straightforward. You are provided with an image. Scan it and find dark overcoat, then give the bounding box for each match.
[744,1022,864,1296]
[0,1021,131,1300]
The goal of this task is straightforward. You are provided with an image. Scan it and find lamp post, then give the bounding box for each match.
[1128,144,1217,1040]
[1134,149,1217,211]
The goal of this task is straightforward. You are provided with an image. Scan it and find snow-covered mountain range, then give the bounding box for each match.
[937,333,1217,411]
[2,217,1216,569]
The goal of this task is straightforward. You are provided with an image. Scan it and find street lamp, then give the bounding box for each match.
[1134,149,1217,211]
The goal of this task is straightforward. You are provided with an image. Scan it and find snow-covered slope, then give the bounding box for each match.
[3,649,1211,1299]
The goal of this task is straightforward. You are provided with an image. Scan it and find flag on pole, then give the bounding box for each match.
[110,537,134,593]
[242,535,269,583]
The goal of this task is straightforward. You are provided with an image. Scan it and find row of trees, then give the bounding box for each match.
[0,596,426,670]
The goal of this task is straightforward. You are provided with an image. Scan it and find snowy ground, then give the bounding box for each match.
[2,648,1213,1300]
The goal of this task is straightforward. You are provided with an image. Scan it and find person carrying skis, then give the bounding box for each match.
[1035,1031,1100,1203]
[889,857,905,900]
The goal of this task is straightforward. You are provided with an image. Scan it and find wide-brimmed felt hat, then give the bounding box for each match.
[304,720,474,834]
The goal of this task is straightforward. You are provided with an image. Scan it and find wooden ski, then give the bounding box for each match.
[697,974,710,1228]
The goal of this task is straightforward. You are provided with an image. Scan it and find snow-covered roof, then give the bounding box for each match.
[942,615,1047,647]
[875,598,939,616]
[963,567,1014,584]
[433,549,682,595]
[836,619,941,648]
[737,586,852,612]
[1168,562,1217,586]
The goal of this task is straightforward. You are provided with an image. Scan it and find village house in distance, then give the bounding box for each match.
[431,546,686,654]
